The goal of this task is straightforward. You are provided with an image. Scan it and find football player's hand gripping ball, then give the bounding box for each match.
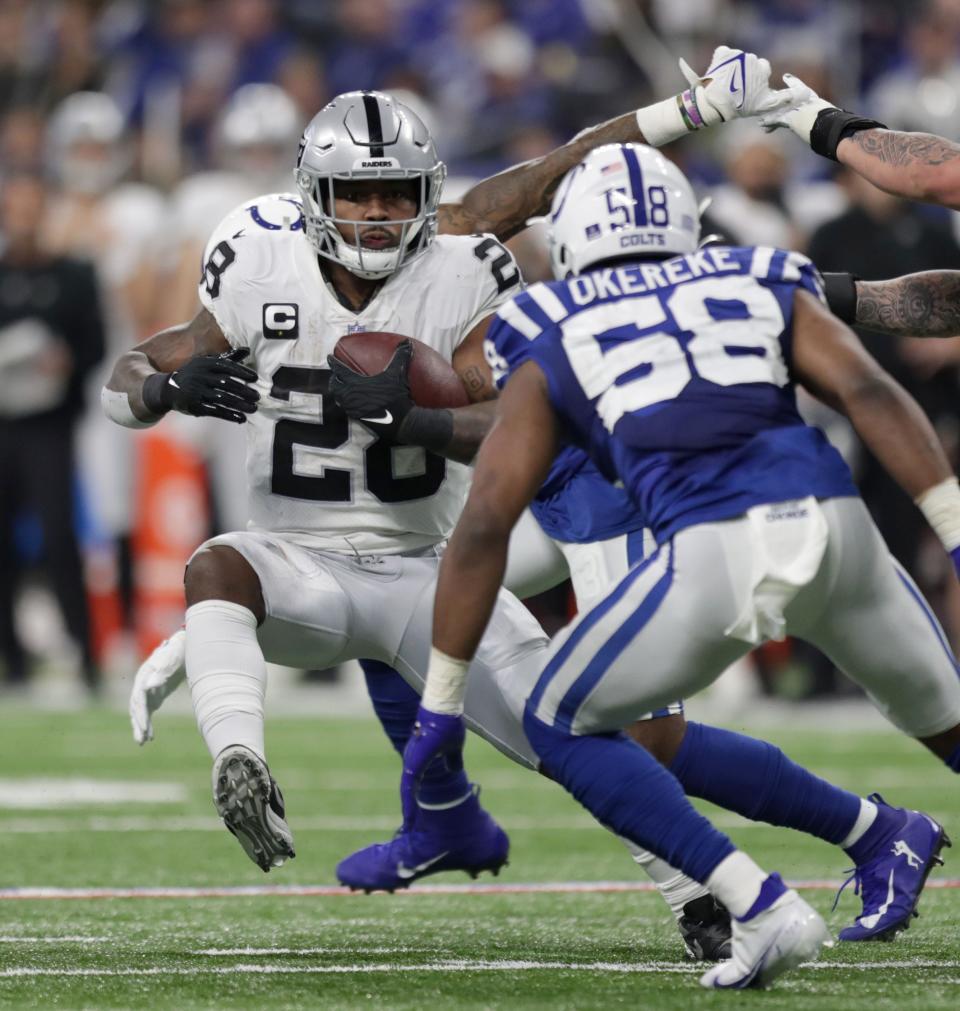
[327,339,415,441]
[400,705,466,826]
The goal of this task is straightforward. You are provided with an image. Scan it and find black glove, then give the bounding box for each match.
[327,339,414,441]
[142,347,259,424]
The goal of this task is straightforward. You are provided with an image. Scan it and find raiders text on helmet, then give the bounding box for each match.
[295,91,446,279]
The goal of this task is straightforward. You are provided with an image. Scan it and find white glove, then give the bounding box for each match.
[759,73,836,141]
[129,628,187,745]
[681,46,796,123]
[637,46,801,148]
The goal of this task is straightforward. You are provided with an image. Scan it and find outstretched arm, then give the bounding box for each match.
[855,271,960,337]
[792,288,960,573]
[822,270,960,338]
[837,130,960,209]
[438,46,792,241]
[437,111,650,241]
[760,70,960,208]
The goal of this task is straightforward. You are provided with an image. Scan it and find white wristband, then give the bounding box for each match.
[101,386,157,429]
[635,90,708,147]
[916,476,960,551]
[421,646,470,716]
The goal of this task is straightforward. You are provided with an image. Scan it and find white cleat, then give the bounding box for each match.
[212,745,296,872]
[700,877,831,990]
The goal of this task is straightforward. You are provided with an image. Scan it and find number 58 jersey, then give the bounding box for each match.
[199,193,521,554]
[486,245,857,544]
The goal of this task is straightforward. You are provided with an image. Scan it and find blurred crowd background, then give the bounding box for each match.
[3,0,960,705]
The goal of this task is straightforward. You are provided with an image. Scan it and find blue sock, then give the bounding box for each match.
[360,659,471,807]
[524,708,735,883]
[670,721,861,845]
[947,744,960,773]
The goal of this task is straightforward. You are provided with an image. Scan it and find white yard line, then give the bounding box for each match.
[0,936,108,943]
[194,947,415,956]
[0,959,959,979]
[1,879,958,901]
[0,780,185,809]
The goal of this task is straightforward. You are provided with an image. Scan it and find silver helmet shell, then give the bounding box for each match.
[295,90,446,279]
[47,91,129,194]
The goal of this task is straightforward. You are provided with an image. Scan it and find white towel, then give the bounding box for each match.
[724,496,829,645]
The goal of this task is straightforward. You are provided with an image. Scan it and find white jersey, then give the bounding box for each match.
[198,192,521,554]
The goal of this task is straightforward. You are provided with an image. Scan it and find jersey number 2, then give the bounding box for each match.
[269,366,446,502]
[473,237,520,294]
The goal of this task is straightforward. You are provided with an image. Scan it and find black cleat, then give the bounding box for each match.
[212,745,295,872]
[678,894,733,961]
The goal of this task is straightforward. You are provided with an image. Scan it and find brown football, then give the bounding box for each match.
[332,331,470,409]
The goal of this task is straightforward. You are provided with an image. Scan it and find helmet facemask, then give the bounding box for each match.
[296,163,445,280]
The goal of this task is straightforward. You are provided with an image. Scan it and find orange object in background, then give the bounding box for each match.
[130,428,209,657]
[84,542,125,666]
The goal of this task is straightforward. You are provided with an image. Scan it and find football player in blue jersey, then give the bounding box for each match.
[391,143,960,989]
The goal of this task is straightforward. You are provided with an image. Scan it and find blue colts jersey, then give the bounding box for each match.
[531,444,639,544]
[485,245,857,543]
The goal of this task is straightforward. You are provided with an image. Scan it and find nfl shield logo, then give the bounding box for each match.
[346,322,367,334]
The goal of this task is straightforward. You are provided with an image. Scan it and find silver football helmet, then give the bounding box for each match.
[217,83,302,153]
[295,90,446,279]
[47,91,129,194]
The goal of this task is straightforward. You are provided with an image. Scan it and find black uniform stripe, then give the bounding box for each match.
[362,93,385,157]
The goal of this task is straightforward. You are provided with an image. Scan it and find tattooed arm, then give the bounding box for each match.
[437,113,649,241]
[760,71,960,206]
[837,130,960,209]
[854,271,960,338]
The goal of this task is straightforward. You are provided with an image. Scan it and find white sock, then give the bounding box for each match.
[622,838,710,918]
[840,797,879,850]
[705,851,771,919]
[185,600,267,762]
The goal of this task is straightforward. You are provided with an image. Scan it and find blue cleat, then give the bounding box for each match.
[836,794,950,942]
[337,786,509,893]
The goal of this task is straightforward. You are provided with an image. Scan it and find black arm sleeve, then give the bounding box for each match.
[822,271,859,324]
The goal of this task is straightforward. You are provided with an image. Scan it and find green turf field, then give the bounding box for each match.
[0,706,957,1009]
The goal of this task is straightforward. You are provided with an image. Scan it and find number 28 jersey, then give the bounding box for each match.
[199,192,521,554]
[486,245,857,544]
